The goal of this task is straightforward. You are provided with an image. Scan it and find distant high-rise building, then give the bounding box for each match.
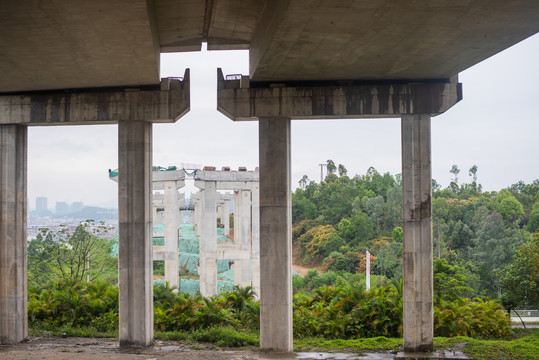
[55,201,69,215]
[36,197,48,212]
[70,201,84,213]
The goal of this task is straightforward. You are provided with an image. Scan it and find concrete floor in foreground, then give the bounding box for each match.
[0,337,471,360]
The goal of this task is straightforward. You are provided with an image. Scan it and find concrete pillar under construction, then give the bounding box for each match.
[258,117,292,352]
[199,182,217,297]
[239,190,252,286]
[401,114,433,352]
[0,125,27,344]
[164,181,180,290]
[118,121,154,347]
[251,183,260,297]
[223,199,231,236]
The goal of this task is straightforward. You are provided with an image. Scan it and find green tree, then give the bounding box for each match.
[498,195,525,224]
[472,212,527,297]
[526,202,539,233]
[326,159,336,175]
[28,221,117,285]
[433,258,473,303]
[337,212,374,248]
[497,233,539,309]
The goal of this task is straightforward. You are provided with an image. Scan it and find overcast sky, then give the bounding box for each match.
[28,33,539,209]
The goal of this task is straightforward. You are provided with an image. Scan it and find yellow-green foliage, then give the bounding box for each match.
[434,297,512,338]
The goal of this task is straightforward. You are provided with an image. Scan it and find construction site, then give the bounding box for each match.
[110,164,260,297]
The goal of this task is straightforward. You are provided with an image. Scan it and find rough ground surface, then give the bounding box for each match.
[0,337,273,360]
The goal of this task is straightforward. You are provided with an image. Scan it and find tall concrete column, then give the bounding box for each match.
[251,183,260,297]
[240,190,252,286]
[401,114,433,353]
[118,121,153,347]
[259,117,292,351]
[199,182,217,297]
[164,181,180,289]
[0,125,27,344]
[223,199,230,236]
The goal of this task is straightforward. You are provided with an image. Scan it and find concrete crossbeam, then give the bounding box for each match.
[0,75,190,126]
[118,120,153,347]
[217,69,461,121]
[401,114,433,352]
[259,116,292,352]
[0,124,27,344]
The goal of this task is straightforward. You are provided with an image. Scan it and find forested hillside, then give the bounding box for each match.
[292,160,539,307]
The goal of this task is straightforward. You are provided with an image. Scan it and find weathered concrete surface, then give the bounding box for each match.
[198,182,217,297]
[218,69,461,121]
[251,183,261,297]
[118,120,154,347]
[401,114,433,352]
[259,117,292,351]
[163,180,180,290]
[0,75,189,125]
[0,125,27,344]
[1,2,538,92]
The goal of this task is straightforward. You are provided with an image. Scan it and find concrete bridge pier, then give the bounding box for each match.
[0,125,27,344]
[118,120,154,347]
[259,117,293,352]
[401,114,433,352]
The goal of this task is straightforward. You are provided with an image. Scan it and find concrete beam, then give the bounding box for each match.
[195,170,259,182]
[401,114,433,353]
[259,116,292,351]
[0,74,190,126]
[0,125,27,344]
[195,180,258,191]
[118,120,153,347]
[217,69,461,121]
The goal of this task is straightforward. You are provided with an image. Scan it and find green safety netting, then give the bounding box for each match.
[179,253,199,275]
[153,224,165,233]
[110,222,250,294]
[183,168,198,176]
[218,268,235,282]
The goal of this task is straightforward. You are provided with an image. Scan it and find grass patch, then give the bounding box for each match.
[155,330,192,342]
[192,327,259,347]
[157,327,259,348]
[462,329,539,360]
[293,336,402,352]
[29,321,117,338]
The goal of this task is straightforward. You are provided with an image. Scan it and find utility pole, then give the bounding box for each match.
[318,163,326,183]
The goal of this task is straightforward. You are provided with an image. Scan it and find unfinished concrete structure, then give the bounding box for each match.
[152,169,186,290]
[194,167,260,297]
[1,1,538,354]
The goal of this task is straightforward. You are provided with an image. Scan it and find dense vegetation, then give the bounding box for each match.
[293,160,539,307]
[25,164,539,358]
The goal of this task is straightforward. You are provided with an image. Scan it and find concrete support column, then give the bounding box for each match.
[199,182,217,297]
[223,199,230,236]
[164,181,179,289]
[259,117,292,351]
[251,183,260,297]
[240,190,252,286]
[0,125,27,344]
[118,121,153,347]
[401,114,433,353]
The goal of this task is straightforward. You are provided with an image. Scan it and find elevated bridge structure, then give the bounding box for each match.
[0,0,538,353]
